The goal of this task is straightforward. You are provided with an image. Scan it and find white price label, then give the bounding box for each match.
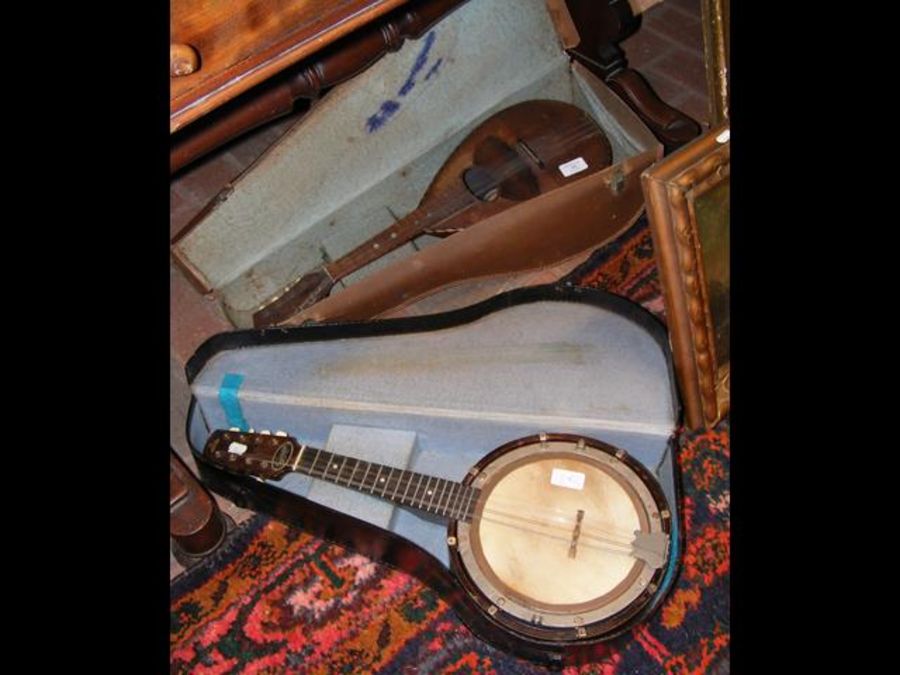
[558,157,589,178]
[551,468,586,490]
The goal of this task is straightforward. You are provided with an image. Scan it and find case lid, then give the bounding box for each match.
[188,287,679,444]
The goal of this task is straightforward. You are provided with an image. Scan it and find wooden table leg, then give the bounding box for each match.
[565,0,701,153]
[171,448,231,568]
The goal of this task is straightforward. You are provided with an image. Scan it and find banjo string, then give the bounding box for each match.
[476,506,660,558]
[294,463,643,542]
[300,469,646,547]
[275,442,660,555]
[286,466,651,548]
[474,511,654,561]
[478,505,635,545]
[482,494,640,541]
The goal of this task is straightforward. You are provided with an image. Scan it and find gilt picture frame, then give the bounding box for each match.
[701,0,729,125]
[641,124,730,430]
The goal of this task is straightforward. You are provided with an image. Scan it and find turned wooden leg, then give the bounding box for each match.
[565,0,701,153]
[605,67,702,152]
[171,449,231,567]
[170,0,470,174]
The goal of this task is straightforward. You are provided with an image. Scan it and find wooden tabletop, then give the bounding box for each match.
[171,0,413,133]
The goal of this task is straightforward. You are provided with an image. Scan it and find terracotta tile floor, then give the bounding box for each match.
[169,0,713,578]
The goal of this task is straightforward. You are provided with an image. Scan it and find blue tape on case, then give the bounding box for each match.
[219,373,248,430]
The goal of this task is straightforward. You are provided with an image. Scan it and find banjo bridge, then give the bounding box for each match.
[567,509,585,559]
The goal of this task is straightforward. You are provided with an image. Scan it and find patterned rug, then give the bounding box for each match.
[171,216,731,674]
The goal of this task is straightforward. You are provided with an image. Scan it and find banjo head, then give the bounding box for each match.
[449,434,673,644]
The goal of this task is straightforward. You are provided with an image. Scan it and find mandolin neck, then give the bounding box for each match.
[290,444,480,522]
[324,187,476,282]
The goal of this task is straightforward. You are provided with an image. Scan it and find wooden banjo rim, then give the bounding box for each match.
[447,433,673,643]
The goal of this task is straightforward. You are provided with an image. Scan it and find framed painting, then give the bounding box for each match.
[641,123,729,429]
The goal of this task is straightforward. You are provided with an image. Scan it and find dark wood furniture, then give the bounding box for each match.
[171,0,415,132]
[170,0,700,174]
[171,0,463,173]
[171,449,230,567]
[564,0,701,153]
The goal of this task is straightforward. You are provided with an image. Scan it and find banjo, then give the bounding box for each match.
[202,428,674,651]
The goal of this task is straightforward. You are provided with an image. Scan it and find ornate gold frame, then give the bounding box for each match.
[701,0,729,125]
[641,124,730,429]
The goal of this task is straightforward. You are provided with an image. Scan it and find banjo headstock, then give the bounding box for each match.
[202,428,303,481]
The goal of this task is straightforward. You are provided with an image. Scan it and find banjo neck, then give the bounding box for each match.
[203,429,480,522]
[290,444,481,521]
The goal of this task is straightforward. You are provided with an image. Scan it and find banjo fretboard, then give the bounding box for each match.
[293,446,480,521]
[209,429,480,522]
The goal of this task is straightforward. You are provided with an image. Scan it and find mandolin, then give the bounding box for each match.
[202,428,673,654]
[252,99,613,327]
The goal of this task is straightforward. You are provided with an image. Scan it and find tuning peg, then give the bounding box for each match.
[260,429,271,435]
[229,427,240,432]
[275,430,288,437]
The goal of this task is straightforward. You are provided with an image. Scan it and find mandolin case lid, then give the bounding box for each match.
[171,0,660,326]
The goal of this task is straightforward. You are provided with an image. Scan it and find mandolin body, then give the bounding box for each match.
[415,99,614,235]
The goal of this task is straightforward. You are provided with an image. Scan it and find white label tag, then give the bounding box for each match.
[551,468,585,490]
[558,157,588,178]
[228,441,248,456]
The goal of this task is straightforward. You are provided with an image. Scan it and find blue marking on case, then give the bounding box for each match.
[366,100,401,133]
[366,30,441,133]
[398,31,437,96]
[219,373,248,430]
[424,57,443,81]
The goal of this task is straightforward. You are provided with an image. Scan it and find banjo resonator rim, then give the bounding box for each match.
[447,433,673,644]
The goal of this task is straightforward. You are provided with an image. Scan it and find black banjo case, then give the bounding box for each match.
[185,284,683,665]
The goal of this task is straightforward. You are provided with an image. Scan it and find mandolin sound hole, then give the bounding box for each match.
[462,165,502,201]
[465,136,539,202]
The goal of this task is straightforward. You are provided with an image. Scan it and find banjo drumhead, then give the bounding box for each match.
[454,436,670,633]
